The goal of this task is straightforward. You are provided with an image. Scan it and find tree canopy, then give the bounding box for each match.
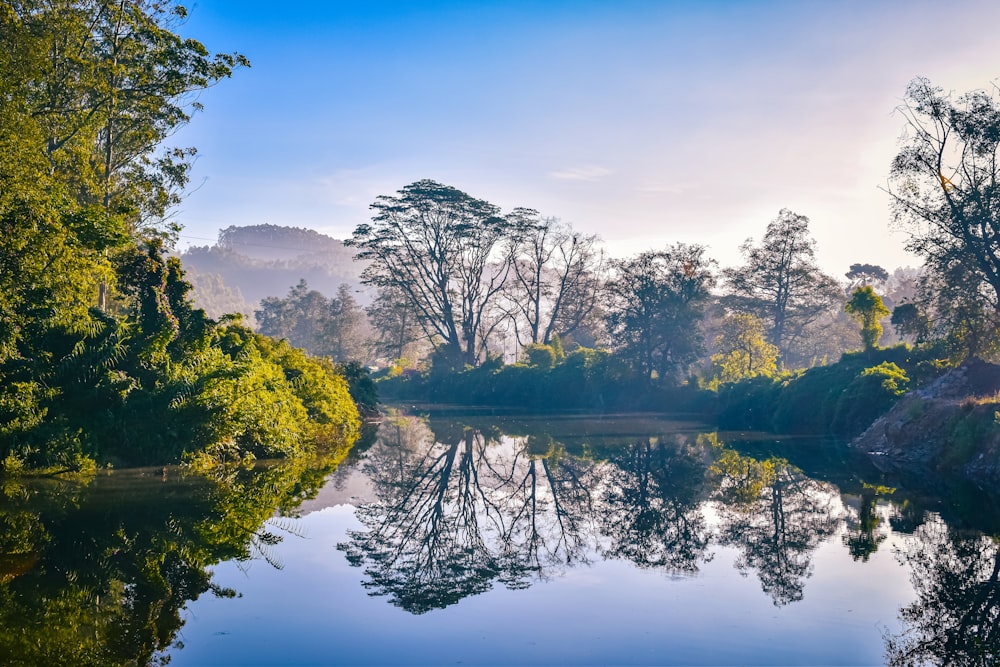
[888,77,1000,356]
[722,209,841,363]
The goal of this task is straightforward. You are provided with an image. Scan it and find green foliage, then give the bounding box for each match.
[716,346,932,435]
[709,313,779,386]
[335,361,380,418]
[845,285,890,351]
[0,3,363,471]
[604,243,716,385]
[522,343,557,369]
[831,362,910,435]
[1,242,360,469]
[377,343,711,414]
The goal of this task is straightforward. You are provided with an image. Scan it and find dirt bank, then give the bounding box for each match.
[851,359,1000,485]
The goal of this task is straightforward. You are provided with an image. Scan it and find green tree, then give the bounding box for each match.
[722,209,841,363]
[845,285,890,352]
[605,244,716,385]
[710,313,779,383]
[20,0,247,240]
[256,280,329,353]
[256,282,369,362]
[348,180,514,367]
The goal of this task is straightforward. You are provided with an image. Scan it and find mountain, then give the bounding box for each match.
[179,224,369,321]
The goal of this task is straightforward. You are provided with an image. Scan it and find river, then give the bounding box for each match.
[1,410,998,665]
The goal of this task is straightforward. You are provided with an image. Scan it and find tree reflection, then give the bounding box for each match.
[843,487,891,562]
[0,444,353,667]
[597,436,713,574]
[712,451,840,606]
[885,517,1000,665]
[338,417,599,613]
[340,423,498,613]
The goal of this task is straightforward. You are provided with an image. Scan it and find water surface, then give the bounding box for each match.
[1,412,998,665]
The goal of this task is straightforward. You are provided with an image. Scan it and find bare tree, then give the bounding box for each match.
[502,211,605,347]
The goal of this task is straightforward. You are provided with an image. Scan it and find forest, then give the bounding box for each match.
[4,0,1000,475]
[0,1,360,472]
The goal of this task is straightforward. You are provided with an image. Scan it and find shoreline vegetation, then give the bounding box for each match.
[375,350,1000,486]
[2,2,998,489]
[0,2,361,476]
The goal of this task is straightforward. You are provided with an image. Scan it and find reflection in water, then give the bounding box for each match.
[0,445,352,667]
[339,418,602,613]
[712,449,840,606]
[339,417,847,612]
[598,435,713,575]
[3,413,999,664]
[885,517,1000,665]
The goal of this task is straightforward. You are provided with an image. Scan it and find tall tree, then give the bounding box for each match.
[844,285,890,352]
[722,209,840,360]
[348,180,514,367]
[502,211,604,347]
[21,0,247,238]
[366,286,425,362]
[888,78,1000,319]
[604,243,716,385]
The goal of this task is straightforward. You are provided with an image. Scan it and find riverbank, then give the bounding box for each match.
[852,360,1000,486]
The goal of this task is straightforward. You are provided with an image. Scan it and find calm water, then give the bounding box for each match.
[2,412,999,666]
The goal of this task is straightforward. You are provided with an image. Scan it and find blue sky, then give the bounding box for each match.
[171,0,1000,275]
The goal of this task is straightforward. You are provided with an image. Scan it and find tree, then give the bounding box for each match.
[256,280,328,353]
[321,284,368,362]
[604,244,716,385]
[256,281,369,362]
[502,212,605,347]
[844,285,890,352]
[366,286,425,363]
[348,180,514,367]
[888,77,1000,356]
[845,263,889,290]
[891,302,930,343]
[20,0,248,240]
[710,313,779,383]
[722,209,841,362]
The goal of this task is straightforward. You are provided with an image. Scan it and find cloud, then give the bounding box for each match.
[548,165,613,182]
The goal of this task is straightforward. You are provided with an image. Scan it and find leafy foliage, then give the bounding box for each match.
[845,285,890,352]
[722,209,841,364]
[604,243,716,386]
[709,313,779,385]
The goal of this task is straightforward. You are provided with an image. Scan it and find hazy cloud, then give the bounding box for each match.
[548,166,613,182]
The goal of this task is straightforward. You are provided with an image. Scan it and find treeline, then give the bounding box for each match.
[331,78,1000,433]
[0,1,359,471]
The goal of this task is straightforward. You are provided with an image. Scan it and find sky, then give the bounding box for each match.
[170,0,1000,276]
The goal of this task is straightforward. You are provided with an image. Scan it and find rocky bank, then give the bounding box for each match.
[852,359,1000,486]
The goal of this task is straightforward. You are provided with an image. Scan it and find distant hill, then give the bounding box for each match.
[179,224,369,321]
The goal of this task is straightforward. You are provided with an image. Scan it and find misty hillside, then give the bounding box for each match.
[179,224,369,321]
